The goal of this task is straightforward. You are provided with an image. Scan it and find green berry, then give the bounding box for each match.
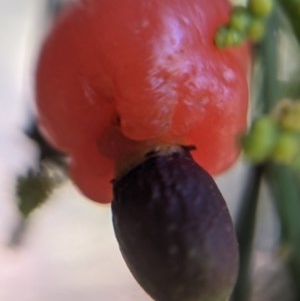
[230,6,251,32]
[225,28,245,46]
[279,101,300,131]
[215,26,245,48]
[272,132,299,164]
[242,116,278,162]
[215,26,230,48]
[248,0,274,18]
[248,18,266,42]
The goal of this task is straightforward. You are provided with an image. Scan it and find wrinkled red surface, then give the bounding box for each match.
[36,0,250,203]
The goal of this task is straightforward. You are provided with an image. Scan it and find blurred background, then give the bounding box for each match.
[0,0,299,300]
[0,1,153,300]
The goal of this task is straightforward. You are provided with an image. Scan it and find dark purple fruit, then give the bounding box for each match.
[112,146,238,301]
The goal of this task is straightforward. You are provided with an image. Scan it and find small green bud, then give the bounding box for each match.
[271,132,299,164]
[230,6,251,32]
[215,27,230,48]
[225,28,245,46]
[277,100,300,131]
[215,26,245,48]
[248,18,266,42]
[242,116,278,162]
[248,0,274,18]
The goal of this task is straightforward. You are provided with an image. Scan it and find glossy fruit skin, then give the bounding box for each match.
[112,147,238,301]
[36,0,249,202]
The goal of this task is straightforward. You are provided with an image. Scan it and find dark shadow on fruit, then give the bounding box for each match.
[112,147,238,301]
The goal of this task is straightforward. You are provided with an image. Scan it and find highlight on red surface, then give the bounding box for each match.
[36,0,250,202]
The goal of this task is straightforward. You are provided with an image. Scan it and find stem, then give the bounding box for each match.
[231,165,264,301]
[9,161,66,247]
[232,9,279,301]
[265,164,300,298]
[259,6,300,299]
[8,219,28,247]
[259,10,280,112]
[278,0,300,44]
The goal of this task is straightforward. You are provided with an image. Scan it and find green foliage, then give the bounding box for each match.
[242,116,278,162]
[242,100,300,167]
[17,163,65,218]
[215,0,274,48]
[233,6,300,300]
[247,17,266,42]
[230,6,252,31]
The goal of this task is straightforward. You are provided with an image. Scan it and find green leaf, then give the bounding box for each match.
[17,162,65,218]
